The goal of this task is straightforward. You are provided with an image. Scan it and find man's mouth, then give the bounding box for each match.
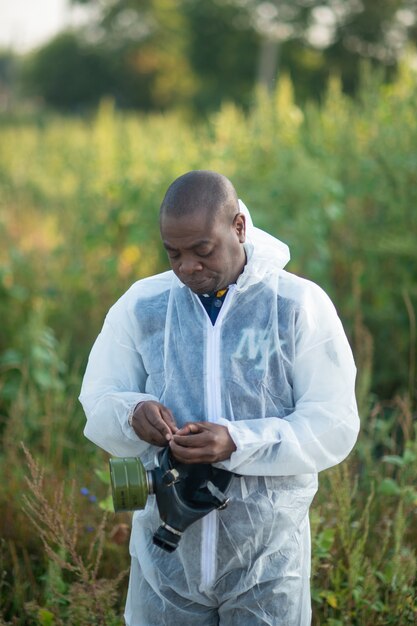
[182,277,214,293]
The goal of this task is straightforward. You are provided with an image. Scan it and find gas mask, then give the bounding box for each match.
[109,447,233,552]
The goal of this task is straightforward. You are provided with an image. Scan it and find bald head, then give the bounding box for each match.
[159,170,239,223]
[159,170,246,294]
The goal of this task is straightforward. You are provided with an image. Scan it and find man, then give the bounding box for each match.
[80,170,360,625]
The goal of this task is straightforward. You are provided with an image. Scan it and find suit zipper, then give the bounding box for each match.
[199,286,235,591]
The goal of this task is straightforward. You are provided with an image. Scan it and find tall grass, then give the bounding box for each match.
[0,65,416,623]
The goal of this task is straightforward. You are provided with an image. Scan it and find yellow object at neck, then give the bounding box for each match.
[215,289,228,298]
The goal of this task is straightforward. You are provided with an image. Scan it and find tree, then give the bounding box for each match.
[21,32,114,110]
[239,0,417,93]
[180,0,260,112]
[0,50,18,113]
[71,0,194,110]
[21,0,417,112]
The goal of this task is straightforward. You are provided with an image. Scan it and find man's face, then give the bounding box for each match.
[160,209,246,294]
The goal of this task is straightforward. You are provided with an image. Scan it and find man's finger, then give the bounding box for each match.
[170,423,236,464]
[160,407,178,434]
[141,403,177,434]
[133,401,177,445]
[134,415,167,445]
[175,422,203,436]
[171,432,208,448]
[169,440,208,463]
[141,405,173,436]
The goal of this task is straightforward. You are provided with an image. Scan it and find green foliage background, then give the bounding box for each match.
[0,68,416,624]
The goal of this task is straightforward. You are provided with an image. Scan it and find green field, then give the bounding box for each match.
[1,70,417,624]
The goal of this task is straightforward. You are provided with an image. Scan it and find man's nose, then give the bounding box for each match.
[179,257,203,275]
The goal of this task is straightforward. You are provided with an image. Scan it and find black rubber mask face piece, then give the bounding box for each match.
[152,447,233,552]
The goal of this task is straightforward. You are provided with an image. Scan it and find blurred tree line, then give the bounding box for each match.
[1,0,417,114]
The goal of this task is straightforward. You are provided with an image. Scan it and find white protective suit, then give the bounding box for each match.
[79,201,360,626]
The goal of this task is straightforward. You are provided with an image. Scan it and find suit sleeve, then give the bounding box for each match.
[79,304,160,465]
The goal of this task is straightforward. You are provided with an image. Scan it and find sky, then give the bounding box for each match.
[0,0,92,52]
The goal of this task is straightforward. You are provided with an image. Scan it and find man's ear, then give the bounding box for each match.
[234,213,246,243]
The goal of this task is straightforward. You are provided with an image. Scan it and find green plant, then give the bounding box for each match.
[21,445,127,626]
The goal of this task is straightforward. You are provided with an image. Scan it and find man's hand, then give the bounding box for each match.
[131,401,178,447]
[169,422,236,464]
